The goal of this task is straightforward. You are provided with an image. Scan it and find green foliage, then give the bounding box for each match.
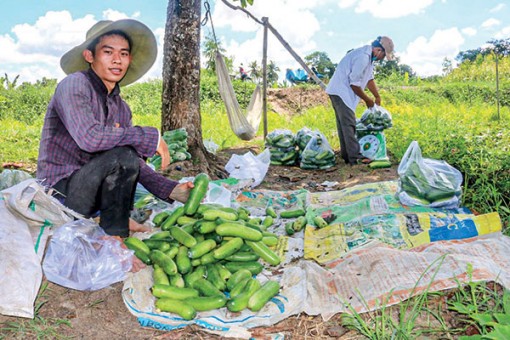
[456,38,510,63]
[122,79,163,116]
[304,51,335,78]
[267,60,280,86]
[447,54,510,84]
[0,79,56,124]
[448,265,510,339]
[202,33,227,72]
[375,56,416,80]
[199,69,257,108]
[232,0,254,8]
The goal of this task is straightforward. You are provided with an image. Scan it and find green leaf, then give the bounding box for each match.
[470,313,495,326]
[484,324,510,339]
[449,301,477,315]
[494,313,510,325]
[503,290,510,314]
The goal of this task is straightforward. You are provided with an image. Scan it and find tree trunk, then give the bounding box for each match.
[162,0,213,172]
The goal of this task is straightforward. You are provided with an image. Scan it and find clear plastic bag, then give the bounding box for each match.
[397,141,463,209]
[359,105,393,131]
[0,169,32,191]
[42,219,133,291]
[265,129,295,148]
[300,131,336,170]
[296,127,314,151]
[225,149,271,188]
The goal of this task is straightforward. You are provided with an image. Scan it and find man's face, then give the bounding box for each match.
[83,34,132,92]
[373,47,386,61]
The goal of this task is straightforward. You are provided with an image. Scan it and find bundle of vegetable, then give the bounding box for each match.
[125,181,283,319]
[357,105,393,131]
[265,129,298,165]
[299,132,336,170]
[150,128,192,169]
[397,141,463,208]
[295,127,314,151]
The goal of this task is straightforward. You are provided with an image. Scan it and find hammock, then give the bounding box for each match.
[215,52,263,141]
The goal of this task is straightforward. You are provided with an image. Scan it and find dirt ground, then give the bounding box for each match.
[266,87,331,115]
[0,87,425,339]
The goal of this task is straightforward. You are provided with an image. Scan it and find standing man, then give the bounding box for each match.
[326,36,394,165]
[37,19,193,245]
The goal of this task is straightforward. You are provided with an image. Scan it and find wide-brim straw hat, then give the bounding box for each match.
[60,19,157,86]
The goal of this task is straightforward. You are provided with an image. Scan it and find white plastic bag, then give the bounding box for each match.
[225,149,270,188]
[42,219,133,291]
[204,139,219,154]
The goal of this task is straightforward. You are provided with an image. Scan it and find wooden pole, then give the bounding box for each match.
[262,17,268,139]
[265,22,326,89]
[496,54,500,120]
[220,0,326,89]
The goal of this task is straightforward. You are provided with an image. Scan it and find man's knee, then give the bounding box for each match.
[109,146,139,172]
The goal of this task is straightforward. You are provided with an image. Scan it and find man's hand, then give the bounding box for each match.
[156,138,171,170]
[102,235,146,273]
[375,96,381,106]
[364,98,375,108]
[169,181,194,203]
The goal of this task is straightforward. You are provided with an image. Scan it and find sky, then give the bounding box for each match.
[1,0,509,85]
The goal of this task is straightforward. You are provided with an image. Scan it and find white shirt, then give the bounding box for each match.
[326,45,374,112]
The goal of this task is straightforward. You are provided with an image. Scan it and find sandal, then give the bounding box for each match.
[356,158,372,165]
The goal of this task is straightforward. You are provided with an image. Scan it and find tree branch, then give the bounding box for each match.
[219,0,326,89]
[220,0,263,25]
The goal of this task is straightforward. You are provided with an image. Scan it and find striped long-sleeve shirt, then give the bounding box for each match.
[37,68,177,200]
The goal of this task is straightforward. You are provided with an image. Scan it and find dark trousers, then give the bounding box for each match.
[329,95,362,165]
[52,147,140,237]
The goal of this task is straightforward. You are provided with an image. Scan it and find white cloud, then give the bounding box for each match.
[212,0,322,82]
[102,9,140,21]
[0,9,153,84]
[461,27,477,36]
[400,28,464,77]
[481,18,500,29]
[489,3,505,13]
[494,25,510,39]
[11,11,96,56]
[337,0,434,19]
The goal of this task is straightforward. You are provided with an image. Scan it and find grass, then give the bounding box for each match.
[0,282,72,340]
[341,255,449,339]
[341,258,510,339]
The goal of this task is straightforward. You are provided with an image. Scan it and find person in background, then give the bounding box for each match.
[239,64,250,81]
[326,36,394,165]
[37,19,194,271]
